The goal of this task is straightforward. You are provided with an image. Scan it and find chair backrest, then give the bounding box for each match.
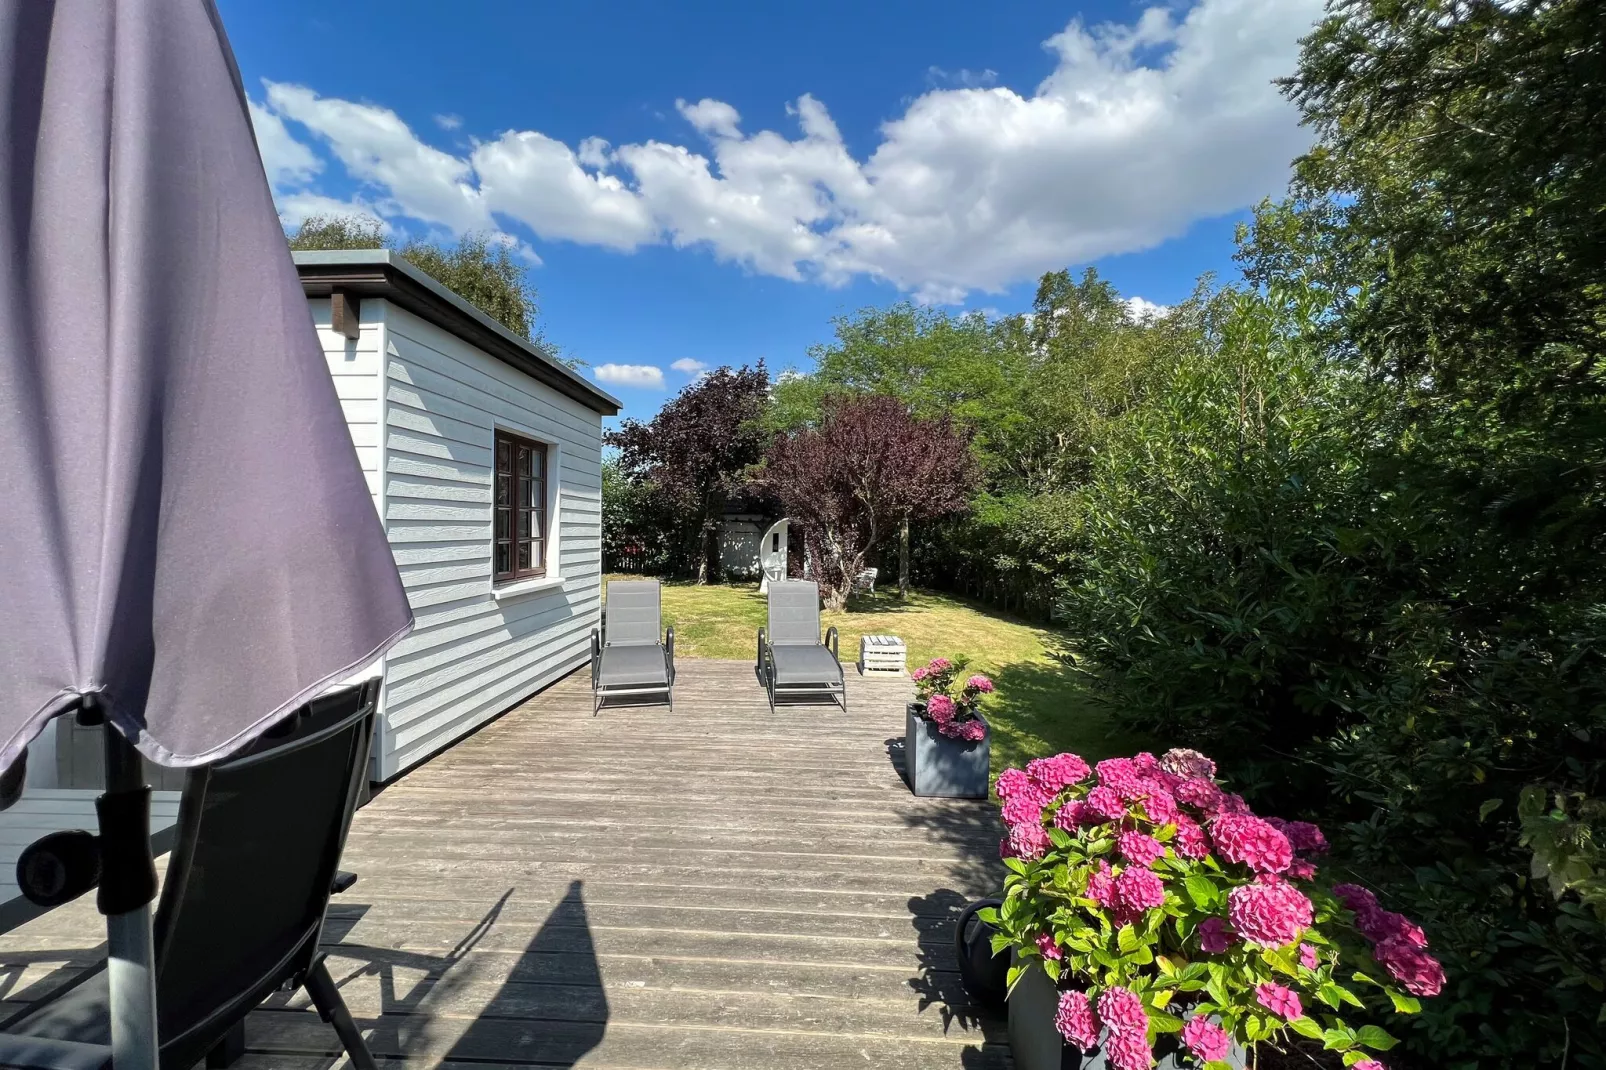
[605,580,662,647]
[767,580,821,645]
[151,679,378,1065]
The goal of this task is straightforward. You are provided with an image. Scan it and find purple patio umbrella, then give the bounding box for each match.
[0,1,414,1065]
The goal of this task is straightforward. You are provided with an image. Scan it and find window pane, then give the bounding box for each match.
[516,540,531,570]
[517,446,531,477]
[496,439,511,472]
[494,542,510,576]
[497,473,510,507]
[530,539,544,568]
[495,507,510,542]
[525,478,541,509]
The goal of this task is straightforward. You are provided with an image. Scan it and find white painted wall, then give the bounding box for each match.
[311,297,603,780]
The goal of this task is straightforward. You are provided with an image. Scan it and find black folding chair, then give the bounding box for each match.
[591,579,675,714]
[0,681,382,1069]
[757,580,845,713]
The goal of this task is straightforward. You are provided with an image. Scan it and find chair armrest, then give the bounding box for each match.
[665,626,676,682]
[591,628,601,688]
[757,628,767,673]
[826,626,839,660]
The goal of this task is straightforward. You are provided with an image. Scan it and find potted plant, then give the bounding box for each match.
[980,748,1443,1070]
[905,656,992,798]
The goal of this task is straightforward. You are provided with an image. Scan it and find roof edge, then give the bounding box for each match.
[292,249,621,416]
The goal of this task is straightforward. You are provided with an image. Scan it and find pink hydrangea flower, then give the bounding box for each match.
[1085,785,1129,822]
[996,768,1053,807]
[1006,821,1050,861]
[1228,876,1313,947]
[928,657,952,670]
[1001,796,1044,828]
[910,666,929,681]
[1211,814,1294,874]
[1096,986,1148,1032]
[1160,748,1217,780]
[1181,1017,1232,1063]
[1027,753,1091,794]
[1287,858,1318,880]
[1374,935,1445,997]
[1095,758,1153,801]
[1131,752,1163,776]
[1175,777,1225,812]
[1299,943,1320,970]
[1036,932,1062,960]
[1256,982,1302,1020]
[1118,830,1166,867]
[1054,800,1091,830]
[1142,789,1179,826]
[1218,792,1253,815]
[1333,883,1378,914]
[1085,860,1116,907]
[1055,990,1100,1050]
[1111,865,1166,923]
[926,693,956,724]
[1283,820,1328,855]
[1353,1061,1386,1070]
[1103,1026,1153,1070]
[953,717,987,741]
[966,674,995,693]
[1172,815,1210,860]
[1198,916,1234,954]
[1358,909,1428,948]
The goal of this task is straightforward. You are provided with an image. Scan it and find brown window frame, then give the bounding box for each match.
[492,428,549,586]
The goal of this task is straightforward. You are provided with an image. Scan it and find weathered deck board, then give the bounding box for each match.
[0,659,1010,1068]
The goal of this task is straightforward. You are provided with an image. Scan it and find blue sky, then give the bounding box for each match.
[219,0,1324,429]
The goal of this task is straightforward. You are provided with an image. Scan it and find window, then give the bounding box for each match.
[493,429,548,584]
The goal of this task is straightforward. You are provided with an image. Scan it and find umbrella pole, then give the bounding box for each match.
[96,708,161,1070]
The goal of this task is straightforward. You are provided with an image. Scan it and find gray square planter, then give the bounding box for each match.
[905,702,989,798]
[1008,959,1247,1070]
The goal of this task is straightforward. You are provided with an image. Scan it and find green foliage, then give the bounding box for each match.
[287,214,556,354]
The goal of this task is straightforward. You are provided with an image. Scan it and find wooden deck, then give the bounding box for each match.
[0,659,1011,1068]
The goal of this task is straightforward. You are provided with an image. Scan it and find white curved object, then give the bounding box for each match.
[758,518,790,594]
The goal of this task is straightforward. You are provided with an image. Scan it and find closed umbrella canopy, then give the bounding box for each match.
[0,0,414,772]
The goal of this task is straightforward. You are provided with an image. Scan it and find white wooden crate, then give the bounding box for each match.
[859,634,907,676]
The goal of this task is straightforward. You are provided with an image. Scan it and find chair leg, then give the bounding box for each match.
[204,1019,246,1068]
[305,954,379,1070]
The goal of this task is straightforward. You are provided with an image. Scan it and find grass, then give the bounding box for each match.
[605,575,1141,780]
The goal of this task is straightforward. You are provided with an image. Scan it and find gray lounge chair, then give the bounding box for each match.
[757,580,846,712]
[592,579,675,714]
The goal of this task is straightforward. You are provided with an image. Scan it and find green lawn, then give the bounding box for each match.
[605,575,1140,781]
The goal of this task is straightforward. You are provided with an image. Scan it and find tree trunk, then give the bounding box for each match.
[696,501,719,584]
[898,513,910,600]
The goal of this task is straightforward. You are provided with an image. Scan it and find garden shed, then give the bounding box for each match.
[295,250,620,781]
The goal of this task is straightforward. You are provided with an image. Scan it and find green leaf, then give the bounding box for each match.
[1184,875,1217,908]
[1149,1012,1184,1033]
[1322,1026,1356,1051]
[1117,925,1141,954]
[989,932,1012,956]
[1043,958,1062,983]
[1006,964,1023,993]
[1354,1025,1398,1051]
[1289,1016,1325,1040]
[1387,991,1422,1015]
[1478,798,1503,822]
[975,907,999,925]
[1003,857,1027,876]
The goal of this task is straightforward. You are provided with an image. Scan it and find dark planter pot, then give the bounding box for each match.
[905,701,989,798]
[954,898,1010,1010]
[1008,960,1247,1070]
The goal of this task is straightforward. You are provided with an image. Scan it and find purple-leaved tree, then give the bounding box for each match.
[760,395,975,610]
[607,365,771,583]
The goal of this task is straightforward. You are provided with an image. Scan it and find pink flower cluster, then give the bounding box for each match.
[1028,753,1090,794]
[1256,981,1303,1020]
[1227,874,1314,947]
[1161,747,1217,780]
[1197,916,1234,953]
[1054,990,1099,1050]
[966,674,995,693]
[1110,866,1165,924]
[1210,814,1294,874]
[1097,987,1153,1070]
[1117,830,1166,868]
[1181,1017,1232,1063]
[1333,885,1445,997]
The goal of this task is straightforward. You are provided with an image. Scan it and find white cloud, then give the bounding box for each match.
[670,358,709,374]
[1124,296,1171,321]
[248,100,321,187]
[927,66,999,89]
[247,0,1321,300]
[594,363,665,388]
[434,113,463,131]
[275,192,388,232]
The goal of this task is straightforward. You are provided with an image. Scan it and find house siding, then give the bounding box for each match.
[372,302,602,779]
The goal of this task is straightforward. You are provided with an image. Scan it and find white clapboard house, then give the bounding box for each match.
[295,250,620,781]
